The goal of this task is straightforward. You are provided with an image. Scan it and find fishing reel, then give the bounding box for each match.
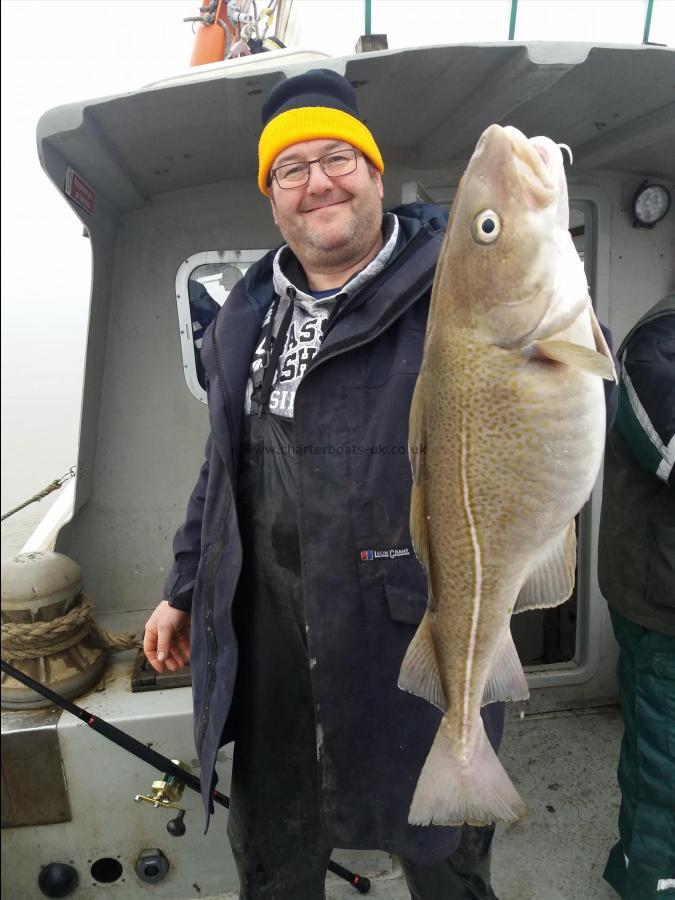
[134,759,191,837]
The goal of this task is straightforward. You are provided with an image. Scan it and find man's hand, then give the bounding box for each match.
[143,601,191,673]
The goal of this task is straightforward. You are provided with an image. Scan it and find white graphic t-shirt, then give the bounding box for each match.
[245,214,399,419]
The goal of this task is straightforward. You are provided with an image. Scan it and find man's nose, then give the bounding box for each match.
[306,160,334,192]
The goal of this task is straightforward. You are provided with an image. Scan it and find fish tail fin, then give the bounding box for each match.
[409,719,527,827]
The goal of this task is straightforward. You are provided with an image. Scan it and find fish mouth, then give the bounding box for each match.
[496,126,556,210]
[513,151,555,210]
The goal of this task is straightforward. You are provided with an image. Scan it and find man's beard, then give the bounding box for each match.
[280,192,383,270]
[301,211,360,258]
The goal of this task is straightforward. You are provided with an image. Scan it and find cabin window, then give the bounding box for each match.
[175,250,269,403]
[569,205,587,265]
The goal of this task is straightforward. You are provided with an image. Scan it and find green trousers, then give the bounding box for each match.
[603,609,675,900]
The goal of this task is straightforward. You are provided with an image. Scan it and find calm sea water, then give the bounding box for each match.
[0,219,87,562]
[0,338,82,560]
[1,503,53,559]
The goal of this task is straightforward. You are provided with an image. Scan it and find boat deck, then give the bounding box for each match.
[330,707,623,900]
[208,706,623,900]
[326,707,623,900]
[2,645,622,900]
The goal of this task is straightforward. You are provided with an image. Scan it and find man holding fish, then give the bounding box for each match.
[144,69,616,899]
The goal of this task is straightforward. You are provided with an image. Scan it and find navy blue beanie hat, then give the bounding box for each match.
[257,68,383,194]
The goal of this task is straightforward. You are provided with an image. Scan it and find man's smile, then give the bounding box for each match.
[301,199,350,214]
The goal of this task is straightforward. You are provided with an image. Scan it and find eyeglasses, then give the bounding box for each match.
[271,148,361,189]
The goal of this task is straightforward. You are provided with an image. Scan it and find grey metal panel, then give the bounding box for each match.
[347,44,523,160]
[37,70,287,207]
[36,44,675,217]
[36,132,121,523]
[575,113,675,180]
[348,44,581,165]
[37,100,141,214]
[609,134,675,181]
[1,707,71,828]
[0,652,397,899]
[484,46,675,174]
[54,180,282,613]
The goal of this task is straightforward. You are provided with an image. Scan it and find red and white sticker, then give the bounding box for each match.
[65,167,95,214]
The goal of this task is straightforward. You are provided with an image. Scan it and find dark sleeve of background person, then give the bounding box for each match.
[615,314,675,486]
[600,322,619,430]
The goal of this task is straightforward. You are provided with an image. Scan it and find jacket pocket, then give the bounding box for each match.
[647,520,675,609]
[384,582,429,625]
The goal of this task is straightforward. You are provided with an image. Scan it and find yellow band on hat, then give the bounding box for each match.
[258,106,384,195]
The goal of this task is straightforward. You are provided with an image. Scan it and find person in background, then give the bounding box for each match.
[598,293,675,900]
[187,278,221,390]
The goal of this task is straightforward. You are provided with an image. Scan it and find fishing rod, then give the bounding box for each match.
[1,659,370,894]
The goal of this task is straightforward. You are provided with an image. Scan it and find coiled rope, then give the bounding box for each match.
[1,595,140,662]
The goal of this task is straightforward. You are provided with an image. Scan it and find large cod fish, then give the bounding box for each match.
[401,124,616,827]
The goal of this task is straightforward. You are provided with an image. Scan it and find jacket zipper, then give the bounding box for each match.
[196,515,228,751]
[197,328,236,753]
[211,329,238,475]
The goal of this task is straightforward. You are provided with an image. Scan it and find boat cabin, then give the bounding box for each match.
[2,37,674,899]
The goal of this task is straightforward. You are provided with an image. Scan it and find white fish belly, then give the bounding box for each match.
[423,339,605,743]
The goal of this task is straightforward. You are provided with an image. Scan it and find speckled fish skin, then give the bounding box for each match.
[400,125,616,828]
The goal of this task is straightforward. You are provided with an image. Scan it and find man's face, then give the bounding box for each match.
[269,138,384,271]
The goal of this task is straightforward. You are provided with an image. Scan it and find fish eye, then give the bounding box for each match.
[472,209,501,244]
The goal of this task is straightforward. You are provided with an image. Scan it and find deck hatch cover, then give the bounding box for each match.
[1,710,72,828]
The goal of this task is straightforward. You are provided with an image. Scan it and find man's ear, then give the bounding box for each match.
[368,162,384,200]
[373,169,384,201]
[269,191,279,226]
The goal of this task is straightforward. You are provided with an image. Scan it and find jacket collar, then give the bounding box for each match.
[204,203,448,471]
[271,213,400,309]
[241,202,448,323]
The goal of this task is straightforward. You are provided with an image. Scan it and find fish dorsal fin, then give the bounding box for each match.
[398,610,447,711]
[513,521,577,614]
[482,629,530,706]
[531,338,616,380]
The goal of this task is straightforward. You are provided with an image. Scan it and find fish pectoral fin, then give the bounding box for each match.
[482,630,529,705]
[589,305,618,383]
[398,611,447,711]
[531,339,616,381]
[514,521,577,614]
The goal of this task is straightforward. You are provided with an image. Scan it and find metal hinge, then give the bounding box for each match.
[131,651,192,693]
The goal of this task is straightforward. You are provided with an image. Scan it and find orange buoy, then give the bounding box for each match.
[190,0,237,66]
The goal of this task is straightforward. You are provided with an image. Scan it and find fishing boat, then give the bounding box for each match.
[2,1,674,897]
